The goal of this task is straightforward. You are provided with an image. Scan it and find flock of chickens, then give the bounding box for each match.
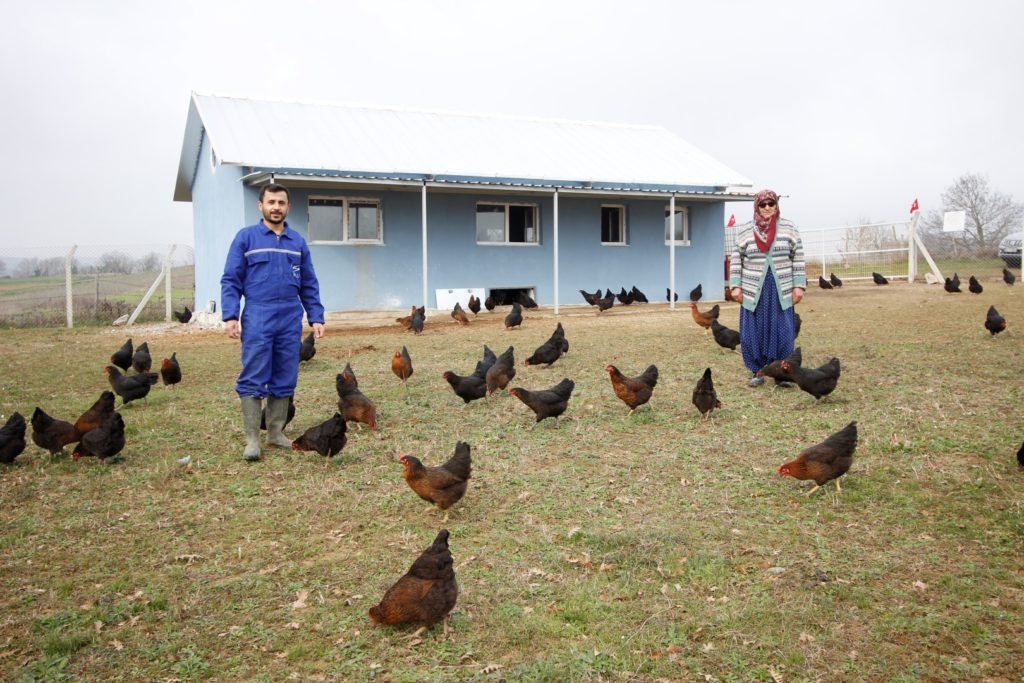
[0,338,182,466]
[1,269,1018,633]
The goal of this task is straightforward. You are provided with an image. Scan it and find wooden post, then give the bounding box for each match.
[65,245,78,329]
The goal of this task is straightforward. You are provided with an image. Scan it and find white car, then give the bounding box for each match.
[999,231,1023,268]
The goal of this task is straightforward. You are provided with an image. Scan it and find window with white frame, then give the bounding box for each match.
[476,202,539,244]
[664,206,690,245]
[308,197,383,244]
[601,205,627,244]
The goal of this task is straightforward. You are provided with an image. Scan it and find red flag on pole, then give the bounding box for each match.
[726,214,736,227]
[910,198,919,213]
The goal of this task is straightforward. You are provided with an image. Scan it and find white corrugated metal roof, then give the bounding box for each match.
[175,92,753,202]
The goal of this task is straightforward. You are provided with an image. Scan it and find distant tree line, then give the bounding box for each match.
[7,251,166,278]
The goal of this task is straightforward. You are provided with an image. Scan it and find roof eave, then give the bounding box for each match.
[173,95,204,203]
[241,168,754,199]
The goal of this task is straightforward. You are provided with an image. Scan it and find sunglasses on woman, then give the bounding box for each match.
[758,201,776,209]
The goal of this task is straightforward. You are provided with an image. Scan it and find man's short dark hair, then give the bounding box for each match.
[259,183,291,202]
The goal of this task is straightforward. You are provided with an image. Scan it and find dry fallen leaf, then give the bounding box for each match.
[291,589,309,609]
[799,631,815,643]
[913,580,928,591]
[109,639,124,651]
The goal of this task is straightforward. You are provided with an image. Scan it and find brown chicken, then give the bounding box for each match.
[605,364,658,414]
[392,346,413,386]
[504,302,523,329]
[778,421,858,496]
[691,367,721,419]
[132,341,152,373]
[336,369,378,429]
[410,306,426,335]
[161,353,182,387]
[106,366,159,404]
[549,322,569,356]
[0,412,27,464]
[525,339,561,368]
[369,529,458,632]
[467,294,481,315]
[299,332,316,362]
[400,441,472,519]
[485,346,516,395]
[291,412,347,458]
[72,413,126,462]
[396,305,416,330]
[985,306,1006,337]
[73,391,117,440]
[443,370,487,404]
[757,347,802,386]
[690,302,720,334]
[767,354,840,401]
[31,407,78,454]
[451,302,470,325]
[510,378,575,428]
[110,338,133,372]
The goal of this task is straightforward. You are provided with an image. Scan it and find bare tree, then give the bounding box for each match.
[920,174,1023,257]
[839,217,905,262]
[135,252,162,273]
[97,251,134,274]
[13,258,37,278]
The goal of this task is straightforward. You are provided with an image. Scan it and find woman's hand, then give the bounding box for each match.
[792,287,804,305]
[730,287,743,303]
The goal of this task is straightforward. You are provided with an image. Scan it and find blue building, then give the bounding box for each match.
[174,93,754,313]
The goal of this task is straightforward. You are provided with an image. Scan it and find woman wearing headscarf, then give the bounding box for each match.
[728,190,806,386]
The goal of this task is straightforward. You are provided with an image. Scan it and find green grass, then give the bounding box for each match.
[0,266,195,327]
[0,280,1022,681]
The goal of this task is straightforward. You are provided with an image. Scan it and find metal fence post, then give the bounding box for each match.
[65,245,78,329]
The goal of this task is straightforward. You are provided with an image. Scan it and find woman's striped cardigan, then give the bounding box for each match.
[728,219,807,312]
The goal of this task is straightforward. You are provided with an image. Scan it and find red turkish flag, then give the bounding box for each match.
[910,198,919,213]
[726,214,736,227]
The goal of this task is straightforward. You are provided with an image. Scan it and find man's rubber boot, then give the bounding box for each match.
[240,397,263,462]
[265,396,293,449]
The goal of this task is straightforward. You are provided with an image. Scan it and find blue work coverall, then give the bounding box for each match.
[220,221,325,398]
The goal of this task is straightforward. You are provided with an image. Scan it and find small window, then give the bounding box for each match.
[309,197,383,244]
[476,203,539,244]
[665,206,690,245]
[601,205,627,244]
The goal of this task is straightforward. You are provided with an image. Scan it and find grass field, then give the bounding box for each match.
[0,266,195,327]
[1,278,1022,682]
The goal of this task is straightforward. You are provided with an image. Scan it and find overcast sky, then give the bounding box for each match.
[4,0,1022,251]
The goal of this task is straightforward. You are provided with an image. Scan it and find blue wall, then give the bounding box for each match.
[193,171,729,312]
[192,135,246,310]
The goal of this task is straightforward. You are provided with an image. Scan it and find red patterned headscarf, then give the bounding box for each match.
[753,189,780,253]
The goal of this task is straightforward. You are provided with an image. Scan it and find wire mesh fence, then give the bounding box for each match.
[800,221,912,282]
[0,244,194,328]
[726,218,1016,287]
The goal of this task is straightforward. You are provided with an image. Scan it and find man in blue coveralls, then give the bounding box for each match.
[221,183,325,462]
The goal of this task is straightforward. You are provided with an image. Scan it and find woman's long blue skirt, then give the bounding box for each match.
[738,275,796,374]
